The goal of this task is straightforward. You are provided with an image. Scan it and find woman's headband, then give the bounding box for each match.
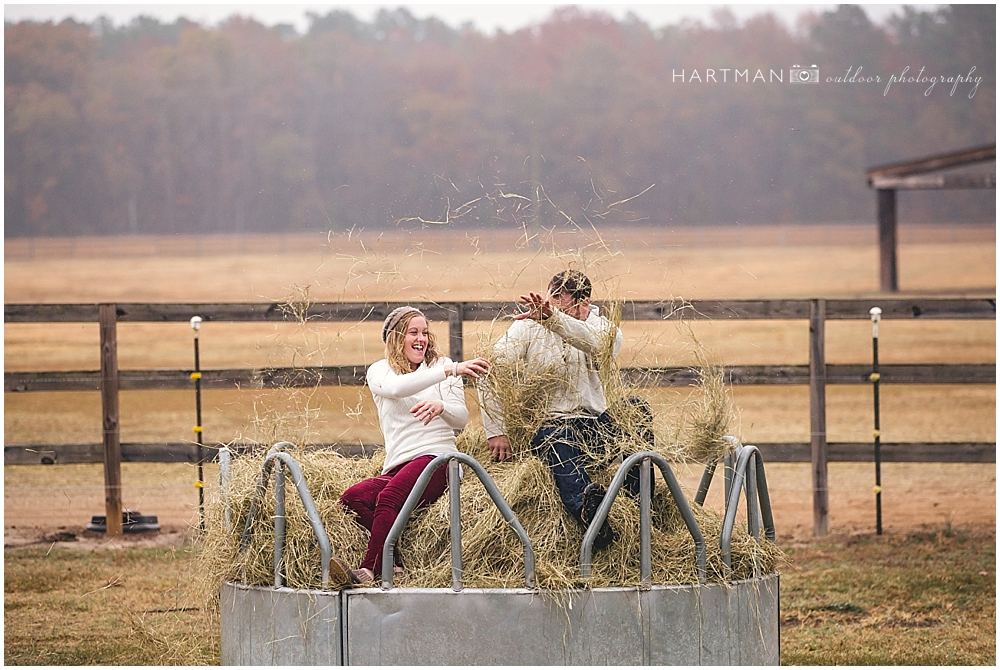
[381,306,424,342]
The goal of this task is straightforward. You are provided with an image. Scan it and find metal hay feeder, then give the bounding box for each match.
[219,441,779,665]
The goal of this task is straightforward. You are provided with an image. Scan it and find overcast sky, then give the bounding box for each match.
[5,2,915,35]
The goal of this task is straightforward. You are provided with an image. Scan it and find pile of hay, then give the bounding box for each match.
[198,354,778,594]
[198,297,777,595]
[199,432,777,593]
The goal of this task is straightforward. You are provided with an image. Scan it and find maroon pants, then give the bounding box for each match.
[339,454,448,575]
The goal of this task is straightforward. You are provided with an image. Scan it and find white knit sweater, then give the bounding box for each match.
[480,305,623,439]
[366,357,468,473]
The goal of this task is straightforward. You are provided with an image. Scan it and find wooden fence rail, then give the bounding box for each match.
[5,298,995,537]
[5,441,994,466]
[4,363,994,392]
[4,298,996,324]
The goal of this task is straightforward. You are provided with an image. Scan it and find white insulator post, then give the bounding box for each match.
[869,307,883,535]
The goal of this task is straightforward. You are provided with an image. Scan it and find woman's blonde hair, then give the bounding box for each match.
[385,311,441,375]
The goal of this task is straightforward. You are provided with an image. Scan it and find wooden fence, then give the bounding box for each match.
[5,298,996,535]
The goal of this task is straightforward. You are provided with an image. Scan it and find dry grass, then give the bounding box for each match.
[198,435,780,594]
[673,353,736,462]
[779,528,995,665]
[4,225,995,305]
[4,543,217,665]
[5,525,991,666]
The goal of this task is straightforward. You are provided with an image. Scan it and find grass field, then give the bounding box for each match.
[4,224,995,523]
[4,223,995,665]
[4,529,994,665]
[5,223,996,300]
[780,528,996,665]
[5,223,995,448]
[4,544,216,665]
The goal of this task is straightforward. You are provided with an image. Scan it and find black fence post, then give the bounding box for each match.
[877,189,898,292]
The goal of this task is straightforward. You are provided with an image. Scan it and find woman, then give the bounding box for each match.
[330,306,489,586]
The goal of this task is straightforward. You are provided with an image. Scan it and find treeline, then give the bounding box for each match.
[4,5,995,237]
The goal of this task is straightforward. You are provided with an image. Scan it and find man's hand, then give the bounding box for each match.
[514,291,553,321]
[488,435,513,461]
[410,399,444,425]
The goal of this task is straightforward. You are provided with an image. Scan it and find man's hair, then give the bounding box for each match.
[548,270,592,302]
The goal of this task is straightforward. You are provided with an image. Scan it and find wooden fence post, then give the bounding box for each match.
[99,304,123,537]
[877,189,898,292]
[448,302,464,362]
[809,299,829,536]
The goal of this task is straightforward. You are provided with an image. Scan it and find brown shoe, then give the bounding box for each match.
[349,568,375,584]
[328,556,353,588]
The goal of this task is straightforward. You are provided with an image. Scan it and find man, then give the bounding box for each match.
[480,270,654,550]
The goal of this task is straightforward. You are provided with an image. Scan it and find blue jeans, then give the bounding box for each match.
[530,398,655,521]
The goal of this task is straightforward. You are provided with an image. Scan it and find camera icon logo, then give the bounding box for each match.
[790,64,819,84]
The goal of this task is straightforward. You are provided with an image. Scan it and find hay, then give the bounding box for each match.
[198,427,780,594]
[398,425,781,590]
[679,357,737,463]
[475,356,569,459]
[197,291,778,596]
[198,447,382,593]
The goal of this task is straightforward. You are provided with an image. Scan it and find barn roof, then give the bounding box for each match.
[866,143,995,189]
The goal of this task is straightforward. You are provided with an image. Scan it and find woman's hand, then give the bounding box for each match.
[453,357,490,378]
[410,399,444,425]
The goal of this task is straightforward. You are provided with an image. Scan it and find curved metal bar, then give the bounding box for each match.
[694,437,761,521]
[721,450,751,575]
[237,444,333,589]
[581,451,707,584]
[218,446,233,531]
[274,463,286,588]
[694,459,717,506]
[639,457,652,589]
[721,436,742,511]
[268,450,333,589]
[723,452,734,509]
[381,453,536,591]
[238,452,277,551]
[237,443,302,553]
[720,445,776,576]
[754,454,776,543]
[448,459,462,591]
[745,454,762,539]
[722,436,742,450]
[696,437,743,507]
